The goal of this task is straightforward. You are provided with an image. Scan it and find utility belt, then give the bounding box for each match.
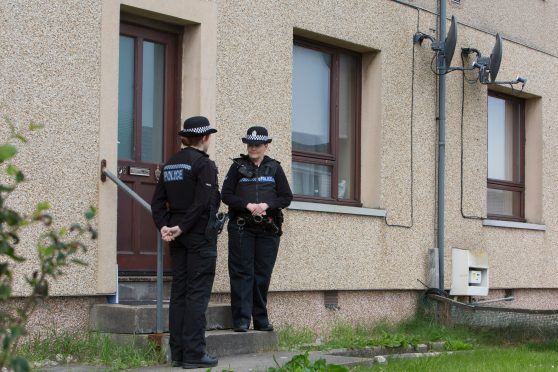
[234,212,282,235]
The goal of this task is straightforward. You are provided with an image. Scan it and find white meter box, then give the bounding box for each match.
[450,248,489,296]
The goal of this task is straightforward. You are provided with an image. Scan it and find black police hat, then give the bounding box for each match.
[242,126,272,145]
[178,116,217,137]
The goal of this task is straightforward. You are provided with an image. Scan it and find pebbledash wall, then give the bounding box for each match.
[1,0,558,333]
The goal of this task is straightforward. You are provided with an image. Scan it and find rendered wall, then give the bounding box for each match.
[1,0,557,297]
[0,0,104,296]
[211,0,558,292]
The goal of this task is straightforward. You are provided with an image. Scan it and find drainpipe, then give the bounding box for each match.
[437,0,447,291]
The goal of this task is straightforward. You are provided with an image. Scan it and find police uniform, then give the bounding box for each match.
[221,126,293,332]
[151,116,220,368]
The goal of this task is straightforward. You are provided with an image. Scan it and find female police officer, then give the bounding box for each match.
[222,126,293,332]
[151,116,220,369]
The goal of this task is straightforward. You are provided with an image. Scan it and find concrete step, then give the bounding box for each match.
[107,330,278,360]
[195,330,278,359]
[118,276,172,302]
[90,303,233,334]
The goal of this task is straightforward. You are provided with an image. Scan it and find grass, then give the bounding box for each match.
[351,347,558,371]
[17,331,163,371]
[279,318,558,371]
[278,318,480,352]
[278,324,316,351]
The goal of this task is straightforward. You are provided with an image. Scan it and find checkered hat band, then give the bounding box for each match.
[183,125,214,133]
[245,134,269,141]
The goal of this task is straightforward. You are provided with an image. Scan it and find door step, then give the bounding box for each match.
[92,302,278,360]
[106,330,278,359]
[118,276,172,302]
[90,303,233,333]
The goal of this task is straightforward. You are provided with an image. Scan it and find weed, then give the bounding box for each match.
[444,339,474,351]
[17,331,162,371]
[277,325,317,351]
[268,351,348,372]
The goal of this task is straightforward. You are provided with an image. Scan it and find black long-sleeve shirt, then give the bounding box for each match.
[151,147,220,234]
[221,155,292,213]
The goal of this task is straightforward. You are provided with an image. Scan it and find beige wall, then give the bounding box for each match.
[0,0,217,296]
[211,0,558,292]
[1,0,558,297]
[0,0,104,296]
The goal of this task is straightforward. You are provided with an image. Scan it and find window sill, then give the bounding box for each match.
[483,219,546,231]
[288,201,386,217]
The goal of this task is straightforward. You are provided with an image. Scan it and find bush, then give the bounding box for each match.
[0,117,97,371]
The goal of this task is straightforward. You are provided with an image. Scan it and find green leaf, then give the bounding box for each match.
[39,245,55,257]
[70,258,87,266]
[15,133,28,143]
[37,201,50,211]
[6,164,18,175]
[0,262,10,275]
[0,284,11,300]
[10,324,26,338]
[5,210,22,226]
[0,184,15,192]
[90,228,98,240]
[29,121,44,131]
[35,281,48,297]
[10,356,30,372]
[58,227,67,237]
[85,206,97,220]
[0,144,17,162]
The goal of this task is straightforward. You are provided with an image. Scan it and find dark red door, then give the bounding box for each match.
[117,23,179,274]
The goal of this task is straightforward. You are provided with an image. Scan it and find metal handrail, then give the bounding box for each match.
[101,160,164,334]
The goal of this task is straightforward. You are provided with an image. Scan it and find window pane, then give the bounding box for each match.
[292,162,332,198]
[141,41,165,163]
[292,45,331,153]
[487,188,519,216]
[118,35,135,160]
[338,54,355,200]
[488,96,519,182]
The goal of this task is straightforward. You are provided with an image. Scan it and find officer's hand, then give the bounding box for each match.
[246,203,259,215]
[160,226,172,240]
[258,203,269,213]
[251,203,268,216]
[166,226,183,241]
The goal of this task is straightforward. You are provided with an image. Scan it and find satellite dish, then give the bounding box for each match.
[489,33,503,82]
[444,16,457,67]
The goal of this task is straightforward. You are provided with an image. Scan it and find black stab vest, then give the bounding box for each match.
[234,158,279,205]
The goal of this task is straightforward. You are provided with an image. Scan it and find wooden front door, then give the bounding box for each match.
[117,23,179,274]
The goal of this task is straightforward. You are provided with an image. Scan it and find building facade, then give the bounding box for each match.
[1,0,558,333]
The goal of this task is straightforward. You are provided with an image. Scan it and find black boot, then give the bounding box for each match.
[182,354,218,369]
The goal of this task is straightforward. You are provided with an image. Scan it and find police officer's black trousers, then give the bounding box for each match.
[169,233,216,361]
[227,223,280,328]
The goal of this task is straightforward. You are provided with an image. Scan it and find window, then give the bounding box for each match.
[487,92,525,221]
[292,39,361,205]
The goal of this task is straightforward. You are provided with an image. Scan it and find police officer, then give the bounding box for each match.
[222,126,293,332]
[151,116,220,369]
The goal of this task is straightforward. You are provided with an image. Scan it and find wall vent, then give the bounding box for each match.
[451,0,461,4]
[324,291,340,310]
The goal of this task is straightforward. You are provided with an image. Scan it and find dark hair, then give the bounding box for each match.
[181,136,205,147]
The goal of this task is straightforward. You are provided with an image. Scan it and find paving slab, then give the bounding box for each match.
[131,351,374,372]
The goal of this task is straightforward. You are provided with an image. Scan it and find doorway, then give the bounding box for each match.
[117,22,179,274]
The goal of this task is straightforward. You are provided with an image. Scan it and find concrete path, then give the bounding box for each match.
[40,351,375,371]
